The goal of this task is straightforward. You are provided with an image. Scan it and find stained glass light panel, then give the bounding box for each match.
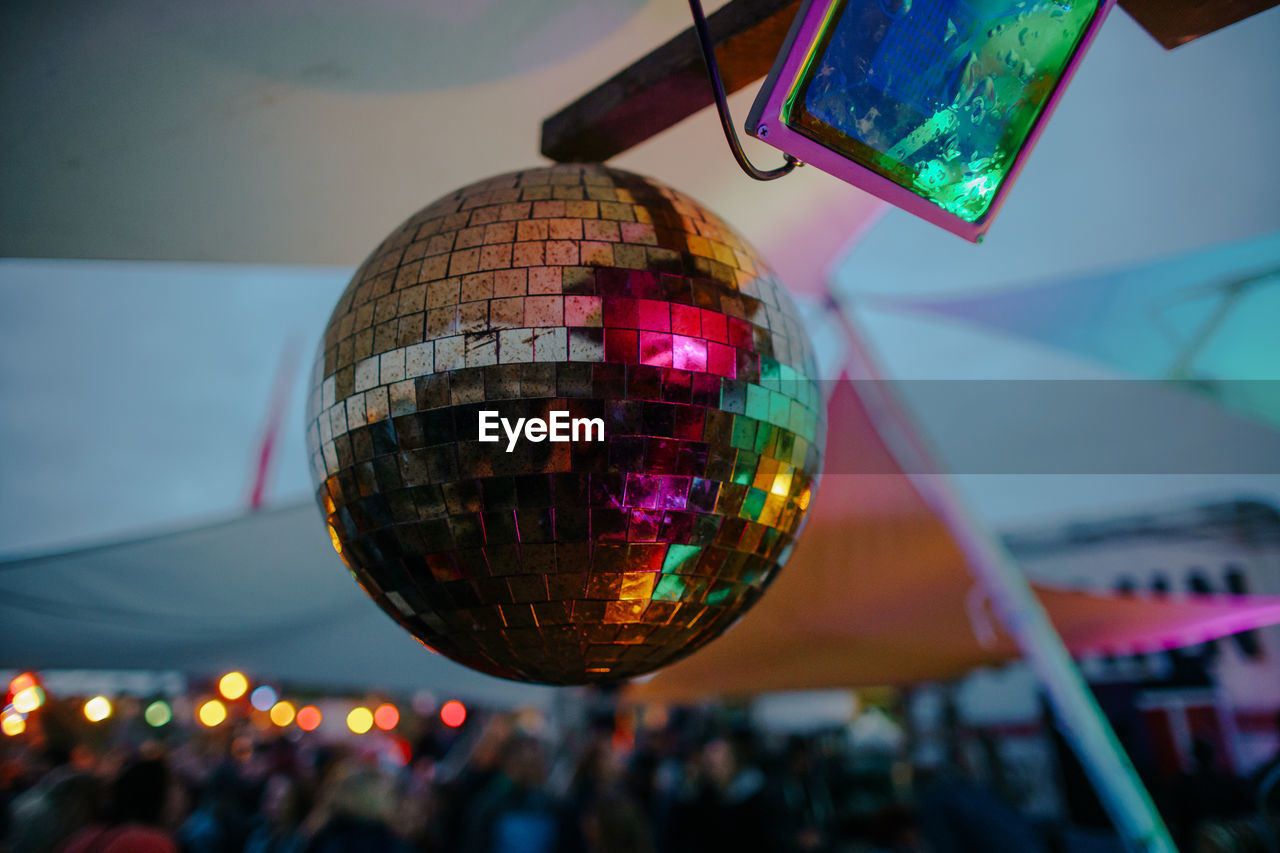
[747,0,1115,241]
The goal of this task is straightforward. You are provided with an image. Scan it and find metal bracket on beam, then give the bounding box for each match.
[539,0,1278,164]
[540,0,798,163]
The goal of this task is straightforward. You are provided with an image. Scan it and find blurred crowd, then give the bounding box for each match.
[2,698,1279,853]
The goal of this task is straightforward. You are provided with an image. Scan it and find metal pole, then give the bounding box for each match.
[831,303,1177,853]
[917,478,1177,853]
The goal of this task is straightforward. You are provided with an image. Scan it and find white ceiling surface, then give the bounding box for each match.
[1,0,855,264]
[5,2,1277,269]
[0,260,349,558]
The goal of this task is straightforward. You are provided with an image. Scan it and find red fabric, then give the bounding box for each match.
[757,192,883,296]
[62,825,177,853]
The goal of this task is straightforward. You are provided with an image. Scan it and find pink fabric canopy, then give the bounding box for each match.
[631,377,1280,701]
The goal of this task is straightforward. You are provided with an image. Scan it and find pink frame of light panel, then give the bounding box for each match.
[745,0,1118,242]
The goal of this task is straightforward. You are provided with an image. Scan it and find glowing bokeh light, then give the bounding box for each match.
[296,706,321,732]
[84,696,113,722]
[12,686,45,714]
[270,701,296,727]
[374,703,399,731]
[346,707,373,734]
[144,701,172,727]
[250,685,278,712]
[440,700,467,728]
[218,671,248,700]
[198,700,228,727]
[2,713,25,736]
[9,673,36,694]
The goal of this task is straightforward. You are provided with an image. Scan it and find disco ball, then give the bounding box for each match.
[306,164,825,684]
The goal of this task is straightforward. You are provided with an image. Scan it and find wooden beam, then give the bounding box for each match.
[540,0,1278,163]
[1118,0,1278,49]
[540,0,799,163]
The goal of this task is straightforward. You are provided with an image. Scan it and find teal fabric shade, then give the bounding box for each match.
[869,232,1280,429]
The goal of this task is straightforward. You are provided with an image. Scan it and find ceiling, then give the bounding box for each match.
[1,0,872,264]
[5,1,1277,271]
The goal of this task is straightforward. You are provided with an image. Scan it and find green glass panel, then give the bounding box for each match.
[731,414,758,450]
[769,391,790,427]
[662,543,703,573]
[782,0,1100,221]
[706,581,738,606]
[753,421,776,455]
[760,356,781,390]
[741,487,768,520]
[652,574,689,602]
[732,451,759,485]
[775,429,796,463]
[746,384,771,420]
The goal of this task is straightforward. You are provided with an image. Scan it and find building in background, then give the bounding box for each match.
[913,499,1280,822]
[1009,499,1280,774]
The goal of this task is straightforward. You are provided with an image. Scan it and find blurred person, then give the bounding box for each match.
[303,764,410,853]
[244,773,313,853]
[667,735,777,853]
[462,734,560,853]
[5,768,101,853]
[623,738,660,817]
[177,763,253,853]
[772,736,836,853]
[835,803,921,853]
[3,748,48,841]
[391,755,444,852]
[1182,749,1280,853]
[560,733,626,853]
[1170,739,1254,849]
[1194,823,1273,853]
[1260,761,1280,847]
[62,757,179,853]
[432,715,511,851]
[581,792,654,853]
[645,728,694,847]
[912,760,1048,853]
[1249,712,1280,820]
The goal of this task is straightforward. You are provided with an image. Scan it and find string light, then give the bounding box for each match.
[9,673,36,694]
[144,701,172,727]
[296,706,321,732]
[2,713,25,736]
[198,699,227,727]
[269,701,296,727]
[250,685,278,712]
[12,686,45,714]
[346,707,373,734]
[374,703,399,731]
[440,700,467,728]
[84,696,113,723]
[218,672,248,700]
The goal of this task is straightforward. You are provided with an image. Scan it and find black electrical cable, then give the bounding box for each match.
[687,0,798,181]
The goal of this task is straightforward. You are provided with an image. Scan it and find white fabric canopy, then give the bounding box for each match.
[0,502,553,708]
